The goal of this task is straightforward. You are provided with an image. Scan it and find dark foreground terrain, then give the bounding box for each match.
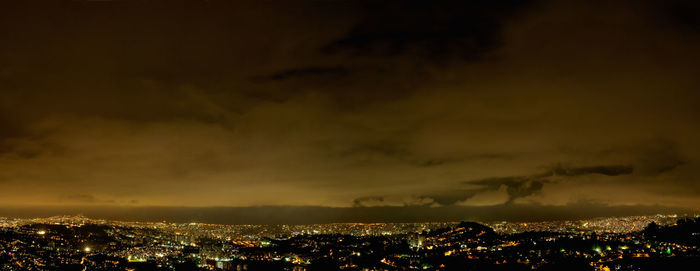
[1,216,700,270]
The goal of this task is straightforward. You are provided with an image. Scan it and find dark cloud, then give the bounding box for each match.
[322,0,536,59]
[335,141,490,168]
[452,165,636,205]
[634,140,686,176]
[62,194,99,203]
[336,141,421,166]
[0,0,699,220]
[652,0,700,32]
[546,164,634,177]
[256,66,351,82]
[353,196,385,207]
[423,190,490,206]
[350,164,636,207]
[60,194,114,204]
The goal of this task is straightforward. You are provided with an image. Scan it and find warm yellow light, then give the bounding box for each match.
[84,247,91,252]
[37,231,46,235]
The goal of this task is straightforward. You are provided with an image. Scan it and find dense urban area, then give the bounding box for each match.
[1,214,699,270]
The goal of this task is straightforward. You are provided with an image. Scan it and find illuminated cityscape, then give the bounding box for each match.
[2,0,700,270]
[1,214,699,270]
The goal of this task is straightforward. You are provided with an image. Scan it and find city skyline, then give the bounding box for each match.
[1,0,700,223]
[1,213,698,270]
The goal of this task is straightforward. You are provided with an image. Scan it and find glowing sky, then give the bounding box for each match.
[0,0,699,221]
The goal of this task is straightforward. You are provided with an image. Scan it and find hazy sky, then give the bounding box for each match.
[1,0,699,221]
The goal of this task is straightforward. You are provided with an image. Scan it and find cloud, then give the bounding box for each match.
[352,164,637,207]
[321,0,536,59]
[60,194,114,204]
[650,0,700,32]
[0,0,699,219]
[458,185,510,206]
[334,140,467,168]
[255,66,351,82]
[353,196,385,207]
[353,195,436,208]
[633,139,686,176]
[456,164,636,204]
[547,164,634,177]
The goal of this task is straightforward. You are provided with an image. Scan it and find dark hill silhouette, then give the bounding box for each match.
[643,217,700,246]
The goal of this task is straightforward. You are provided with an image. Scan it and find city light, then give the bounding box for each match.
[1,214,697,270]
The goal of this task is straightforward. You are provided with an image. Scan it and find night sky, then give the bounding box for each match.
[1,0,699,223]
